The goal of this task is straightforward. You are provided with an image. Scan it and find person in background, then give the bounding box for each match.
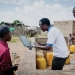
[73,7,75,17]
[68,34,73,49]
[35,18,69,70]
[72,7,75,40]
[0,25,18,75]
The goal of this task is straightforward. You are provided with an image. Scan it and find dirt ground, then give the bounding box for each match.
[8,37,75,70]
[9,37,35,65]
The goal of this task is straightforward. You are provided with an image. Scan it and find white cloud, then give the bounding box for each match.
[0,0,31,4]
[0,0,74,26]
[0,0,9,4]
[0,12,23,23]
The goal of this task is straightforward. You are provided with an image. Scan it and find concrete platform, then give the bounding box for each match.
[16,37,75,75]
[16,47,75,75]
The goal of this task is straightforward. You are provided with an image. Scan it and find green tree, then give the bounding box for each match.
[0,21,5,25]
[13,20,24,26]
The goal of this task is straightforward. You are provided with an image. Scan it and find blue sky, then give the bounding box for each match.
[0,0,75,26]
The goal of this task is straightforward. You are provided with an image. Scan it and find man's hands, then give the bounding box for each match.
[34,42,52,50]
[34,42,40,47]
[34,42,46,47]
[36,42,42,45]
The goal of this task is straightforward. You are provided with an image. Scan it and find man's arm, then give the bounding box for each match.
[37,42,47,46]
[35,42,52,50]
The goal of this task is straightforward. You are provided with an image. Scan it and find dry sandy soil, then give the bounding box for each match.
[8,37,75,70]
[9,37,35,65]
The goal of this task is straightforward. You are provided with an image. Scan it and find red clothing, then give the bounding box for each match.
[0,41,12,73]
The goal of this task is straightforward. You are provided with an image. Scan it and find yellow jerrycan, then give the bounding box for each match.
[65,52,70,64]
[46,52,53,66]
[70,45,75,53]
[36,52,46,69]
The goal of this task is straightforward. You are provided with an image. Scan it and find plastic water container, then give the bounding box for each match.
[65,52,70,64]
[36,52,46,69]
[46,52,53,66]
[70,45,75,53]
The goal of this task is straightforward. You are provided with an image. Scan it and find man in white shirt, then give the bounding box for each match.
[35,18,69,70]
